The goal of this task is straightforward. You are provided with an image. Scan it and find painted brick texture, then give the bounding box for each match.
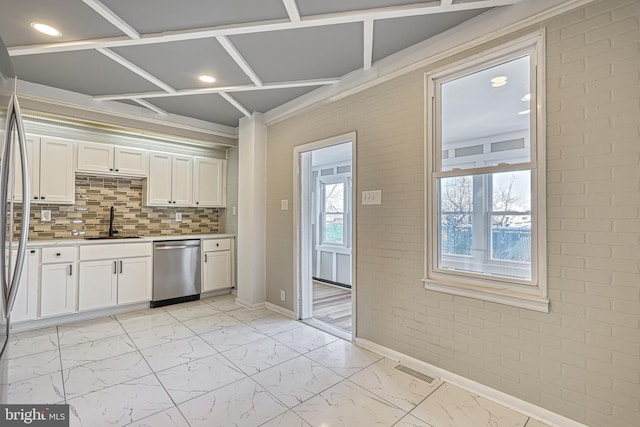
[266,1,640,426]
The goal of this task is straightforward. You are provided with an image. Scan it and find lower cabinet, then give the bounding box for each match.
[40,250,77,318]
[8,249,39,323]
[202,238,233,292]
[78,243,152,311]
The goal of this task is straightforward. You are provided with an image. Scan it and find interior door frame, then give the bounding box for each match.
[293,132,356,341]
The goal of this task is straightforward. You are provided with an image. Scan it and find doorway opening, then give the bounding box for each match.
[294,133,355,341]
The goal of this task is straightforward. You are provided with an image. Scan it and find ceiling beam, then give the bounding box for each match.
[363,20,374,71]
[282,0,301,23]
[9,0,523,56]
[93,78,340,101]
[216,36,263,87]
[131,98,168,115]
[96,48,176,93]
[82,0,140,40]
[220,93,251,117]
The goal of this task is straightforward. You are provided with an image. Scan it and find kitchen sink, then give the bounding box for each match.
[84,236,143,240]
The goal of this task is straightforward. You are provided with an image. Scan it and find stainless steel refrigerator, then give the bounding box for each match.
[0,35,31,403]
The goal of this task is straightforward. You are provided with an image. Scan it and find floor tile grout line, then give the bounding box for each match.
[54,325,67,404]
[402,381,447,426]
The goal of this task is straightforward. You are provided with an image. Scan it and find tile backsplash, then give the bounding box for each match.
[13,175,222,240]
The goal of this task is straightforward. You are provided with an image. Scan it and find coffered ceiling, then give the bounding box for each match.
[1,0,523,127]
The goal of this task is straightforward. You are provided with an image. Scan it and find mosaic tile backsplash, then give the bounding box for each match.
[12,175,223,240]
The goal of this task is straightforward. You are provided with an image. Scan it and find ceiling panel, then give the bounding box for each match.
[101,0,288,34]
[232,86,319,113]
[11,50,162,96]
[0,0,124,46]
[112,39,253,91]
[230,24,363,83]
[296,0,430,16]
[373,9,489,62]
[148,94,245,127]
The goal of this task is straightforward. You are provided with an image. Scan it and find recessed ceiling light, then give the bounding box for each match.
[491,76,508,87]
[198,75,216,84]
[518,109,531,115]
[521,93,531,102]
[30,22,61,37]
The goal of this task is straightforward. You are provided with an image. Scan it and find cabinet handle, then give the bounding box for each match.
[110,168,113,171]
[68,264,73,276]
[41,197,45,200]
[113,261,117,274]
[33,196,38,200]
[115,169,119,172]
[30,250,35,254]
[119,260,123,274]
[204,254,207,263]
[56,252,61,257]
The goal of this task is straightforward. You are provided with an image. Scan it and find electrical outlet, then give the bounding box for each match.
[280,200,289,211]
[280,290,286,301]
[231,206,237,216]
[175,212,182,222]
[40,209,51,222]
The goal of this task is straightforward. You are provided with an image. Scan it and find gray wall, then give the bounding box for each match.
[265,1,640,426]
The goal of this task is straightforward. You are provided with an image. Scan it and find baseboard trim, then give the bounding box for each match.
[235,298,266,310]
[355,338,589,427]
[265,302,297,319]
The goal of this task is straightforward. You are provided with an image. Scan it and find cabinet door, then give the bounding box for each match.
[12,135,40,203]
[194,157,225,207]
[117,257,151,305]
[172,155,193,206]
[9,249,39,322]
[202,251,231,292]
[114,146,147,176]
[146,152,173,206]
[40,263,76,317]
[77,142,114,174]
[39,138,75,204]
[78,260,117,311]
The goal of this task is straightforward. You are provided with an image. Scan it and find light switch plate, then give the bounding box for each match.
[362,190,382,205]
[231,207,237,216]
[281,200,289,211]
[41,209,51,222]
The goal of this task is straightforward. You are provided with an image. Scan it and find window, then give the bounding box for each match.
[425,32,548,312]
[321,181,345,245]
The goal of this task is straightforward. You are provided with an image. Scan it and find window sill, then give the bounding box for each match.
[422,279,549,313]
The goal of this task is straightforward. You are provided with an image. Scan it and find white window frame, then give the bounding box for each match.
[424,31,549,313]
[317,174,351,248]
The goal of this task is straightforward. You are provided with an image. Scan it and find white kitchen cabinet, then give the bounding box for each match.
[194,157,226,207]
[144,151,192,206]
[78,260,118,311]
[77,142,147,177]
[202,238,233,292]
[15,136,74,204]
[117,257,152,305]
[79,242,152,309]
[7,249,39,323]
[40,247,77,318]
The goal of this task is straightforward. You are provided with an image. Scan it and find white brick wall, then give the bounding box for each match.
[266,1,640,425]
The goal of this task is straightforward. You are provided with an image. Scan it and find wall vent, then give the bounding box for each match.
[394,365,437,385]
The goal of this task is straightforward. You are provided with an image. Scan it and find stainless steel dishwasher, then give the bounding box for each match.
[152,239,201,307]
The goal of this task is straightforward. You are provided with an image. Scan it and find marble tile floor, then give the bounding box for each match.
[6,294,551,427]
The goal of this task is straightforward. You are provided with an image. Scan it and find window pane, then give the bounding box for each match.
[323,213,343,244]
[491,170,532,263]
[437,172,532,280]
[440,55,531,172]
[324,183,344,213]
[439,176,473,256]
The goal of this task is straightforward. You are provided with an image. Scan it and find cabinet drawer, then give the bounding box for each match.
[42,247,76,264]
[202,238,231,252]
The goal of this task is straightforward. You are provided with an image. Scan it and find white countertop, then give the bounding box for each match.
[23,233,234,248]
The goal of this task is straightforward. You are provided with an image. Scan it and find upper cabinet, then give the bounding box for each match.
[144,151,193,206]
[194,157,226,207]
[14,136,75,204]
[77,141,147,177]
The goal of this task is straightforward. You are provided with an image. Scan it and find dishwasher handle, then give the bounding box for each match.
[154,245,197,250]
